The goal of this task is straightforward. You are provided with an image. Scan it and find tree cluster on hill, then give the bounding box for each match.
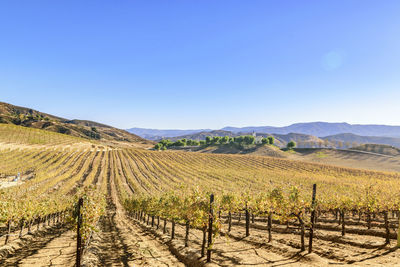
[287,141,296,150]
[154,135,275,150]
[261,136,275,145]
[10,109,50,125]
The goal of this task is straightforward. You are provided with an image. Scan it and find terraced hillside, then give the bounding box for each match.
[1,124,400,266]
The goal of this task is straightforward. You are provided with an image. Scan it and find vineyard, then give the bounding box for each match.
[1,124,400,266]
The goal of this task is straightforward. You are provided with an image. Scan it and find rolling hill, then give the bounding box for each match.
[0,102,151,145]
[323,133,400,148]
[350,144,400,156]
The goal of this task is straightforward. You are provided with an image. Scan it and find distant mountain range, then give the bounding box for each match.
[223,122,400,137]
[126,128,212,140]
[127,122,400,148]
[127,122,400,140]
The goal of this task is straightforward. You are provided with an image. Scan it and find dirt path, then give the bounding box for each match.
[135,217,327,267]
[17,230,75,267]
[0,226,75,267]
[84,166,185,266]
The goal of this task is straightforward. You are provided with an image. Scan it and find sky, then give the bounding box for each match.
[1,1,400,129]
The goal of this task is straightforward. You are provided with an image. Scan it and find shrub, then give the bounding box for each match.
[205,136,212,145]
[267,136,275,145]
[287,141,296,149]
[154,143,163,150]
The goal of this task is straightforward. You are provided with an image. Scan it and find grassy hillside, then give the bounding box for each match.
[0,123,93,146]
[0,102,152,145]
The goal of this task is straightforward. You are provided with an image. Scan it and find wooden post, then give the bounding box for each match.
[308,184,316,253]
[341,210,345,236]
[397,214,400,247]
[384,211,390,244]
[245,205,250,237]
[171,221,175,239]
[207,193,214,263]
[4,220,11,245]
[19,219,24,238]
[76,197,83,267]
[185,221,190,247]
[201,226,207,258]
[228,211,232,232]
[28,219,32,234]
[267,213,272,242]
[367,212,371,229]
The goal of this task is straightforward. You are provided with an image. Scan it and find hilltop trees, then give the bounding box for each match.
[234,135,255,146]
[221,136,230,144]
[205,136,212,145]
[155,138,203,150]
[267,136,274,145]
[262,136,275,145]
[287,141,296,150]
[212,136,221,145]
[154,134,285,151]
[155,135,260,150]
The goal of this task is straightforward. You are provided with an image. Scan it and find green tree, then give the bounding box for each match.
[221,136,230,144]
[205,136,212,145]
[267,136,275,145]
[173,140,185,147]
[191,140,200,146]
[154,143,163,150]
[261,138,268,144]
[243,135,255,145]
[211,136,221,145]
[287,141,296,150]
[160,139,173,148]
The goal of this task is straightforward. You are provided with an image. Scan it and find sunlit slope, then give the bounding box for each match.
[0,123,94,146]
[109,148,400,203]
[0,101,152,146]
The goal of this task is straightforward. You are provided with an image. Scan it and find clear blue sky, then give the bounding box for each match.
[1,1,400,129]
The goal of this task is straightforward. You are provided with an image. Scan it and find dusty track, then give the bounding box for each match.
[0,226,75,266]
[83,164,185,266]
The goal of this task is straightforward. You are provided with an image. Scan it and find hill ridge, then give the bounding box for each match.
[0,101,151,145]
